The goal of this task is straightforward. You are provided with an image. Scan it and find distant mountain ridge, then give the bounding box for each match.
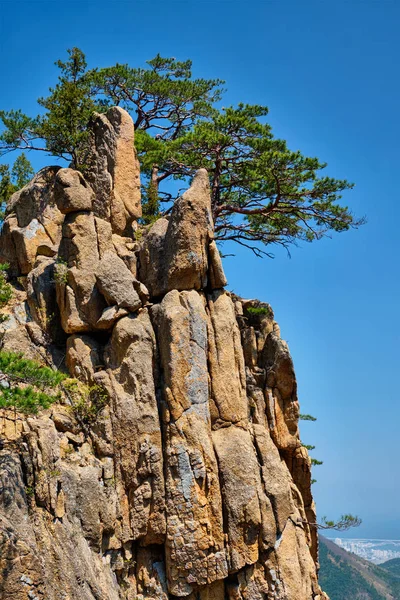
[380,558,400,578]
[319,536,400,600]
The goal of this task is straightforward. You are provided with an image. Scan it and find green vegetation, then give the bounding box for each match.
[0,386,61,414]
[300,413,317,421]
[0,50,97,171]
[319,536,400,600]
[245,306,271,317]
[141,180,162,225]
[0,48,364,256]
[300,413,320,483]
[0,351,110,419]
[0,154,34,217]
[63,379,108,424]
[0,263,12,322]
[380,557,400,578]
[319,537,386,600]
[302,443,315,451]
[318,514,362,530]
[0,352,66,387]
[54,259,69,284]
[0,351,68,413]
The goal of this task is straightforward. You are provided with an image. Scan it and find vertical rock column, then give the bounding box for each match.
[0,104,329,600]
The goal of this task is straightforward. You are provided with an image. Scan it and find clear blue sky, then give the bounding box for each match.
[1,0,399,538]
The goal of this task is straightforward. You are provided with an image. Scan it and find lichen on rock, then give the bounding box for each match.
[0,107,329,600]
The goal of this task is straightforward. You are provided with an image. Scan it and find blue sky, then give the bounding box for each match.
[1,0,399,538]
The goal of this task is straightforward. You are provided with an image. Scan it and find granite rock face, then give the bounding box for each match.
[0,108,328,600]
[86,106,142,234]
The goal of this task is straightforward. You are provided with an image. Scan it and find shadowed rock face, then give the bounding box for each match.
[0,108,328,600]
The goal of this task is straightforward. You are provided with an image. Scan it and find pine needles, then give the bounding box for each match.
[0,351,68,413]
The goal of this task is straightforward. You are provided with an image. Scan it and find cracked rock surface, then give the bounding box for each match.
[0,107,328,600]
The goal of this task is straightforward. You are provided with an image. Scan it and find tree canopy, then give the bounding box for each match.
[0,153,34,218]
[0,47,364,256]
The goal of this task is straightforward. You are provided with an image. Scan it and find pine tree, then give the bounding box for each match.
[0,154,34,218]
[0,49,365,256]
[0,351,68,413]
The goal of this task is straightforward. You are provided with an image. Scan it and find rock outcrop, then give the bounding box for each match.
[0,107,328,600]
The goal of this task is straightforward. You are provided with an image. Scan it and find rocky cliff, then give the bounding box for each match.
[0,107,328,600]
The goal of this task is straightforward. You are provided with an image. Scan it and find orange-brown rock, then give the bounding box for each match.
[139,169,227,298]
[86,106,141,234]
[0,111,328,600]
[0,167,64,275]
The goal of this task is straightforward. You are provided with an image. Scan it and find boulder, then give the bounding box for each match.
[66,334,102,383]
[60,211,99,270]
[94,217,114,258]
[140,169,218,298]
[12,218,54,274]
[57,212,106,331]
[95,305,129,330]
[212,426,264,571]
[54,168,93,213]
[96,251,143,312]
[0,167,64,275]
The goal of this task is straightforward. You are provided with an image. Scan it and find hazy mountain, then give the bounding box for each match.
[319,536,400,600]
[380,558,400,578]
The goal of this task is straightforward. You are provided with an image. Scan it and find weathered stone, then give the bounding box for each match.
[284,445,318,561]
[140,169,214,298]
[0,320,41,360]
[95,216,114,257]
[51,406,80,434]
[0,167,64,275]
[61,211,99,270]
[252,424,295,534]
[105,311,166,545]
[12,219,54,274]
[136,547,169,599]
[0,216,20,275]
[27,257,62,340]
[86,106,141,234]
[227,562,270,600]
[152,290,227,595]
[241,325,258,368]
[0,106,327,600]
[112,233,138,275]
[110,107,141,220]
[207,290,248,427]
[66,334,102,383]
[96,305,129,329]
[55,168,93,213]
[208,240,227,289]
[96,251,142,311]
[7,166,61,227]
[261,333,300,450]
[68,266,106,327]
[265,516,321,600]
[57,212,107,331]
[212,426,264,571]
[56,279,90,334]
